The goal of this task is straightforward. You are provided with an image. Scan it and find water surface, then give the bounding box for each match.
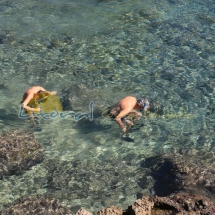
[0,0,215,213]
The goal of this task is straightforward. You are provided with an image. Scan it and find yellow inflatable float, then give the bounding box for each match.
[27,91,63,115]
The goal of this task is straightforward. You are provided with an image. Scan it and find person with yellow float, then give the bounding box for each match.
[21,86,58,113]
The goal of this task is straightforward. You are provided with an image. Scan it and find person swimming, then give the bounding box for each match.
[21,86,57,112]
[106,96,150,133]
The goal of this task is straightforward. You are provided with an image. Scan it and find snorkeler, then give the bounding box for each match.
[105,96,150,133]
[21,86,57,112]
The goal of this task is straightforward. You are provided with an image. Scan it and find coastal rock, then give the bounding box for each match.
[76,208,93,215]
[1,195,73,215]
[1,192,215,215]
[127,196,154,215]
[97,206,123,215]
[126,193,215,215]
[0,130,44,179]
[168,192,215,214]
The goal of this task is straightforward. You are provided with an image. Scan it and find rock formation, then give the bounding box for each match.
[0,130,44,179]
[126,193,215,215]
[2,192,215,215]
[142,150,215,198]
[1,195,72,215]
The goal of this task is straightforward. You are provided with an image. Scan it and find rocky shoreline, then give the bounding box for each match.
[1,130,215,214]
[1,192,215,214]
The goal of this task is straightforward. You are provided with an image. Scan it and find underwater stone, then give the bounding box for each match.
[60,83,107,119]
[0,33,7,44]
[142,150,215,198]
[179,90,191,101]
[167,0,184,5]
[0,130,44,179]
[138,8,156,19]
[1,195,73,215]
[160,70,175,81]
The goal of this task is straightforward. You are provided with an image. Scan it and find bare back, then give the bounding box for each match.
[110,96,138,132]
[22,86,46,101]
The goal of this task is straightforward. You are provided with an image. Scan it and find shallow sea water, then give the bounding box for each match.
[1,0,215,213]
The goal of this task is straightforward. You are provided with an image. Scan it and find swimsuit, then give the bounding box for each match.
[103,107,125,121]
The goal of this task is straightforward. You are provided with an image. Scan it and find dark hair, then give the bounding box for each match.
[137,97,148,106]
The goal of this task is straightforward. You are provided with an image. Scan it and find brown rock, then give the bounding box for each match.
[129,196,154,215]
[97,206,123,215]
[127,196,179,215]
[76,208,93,215]
[170,192,215,215]
[125,193,215,215]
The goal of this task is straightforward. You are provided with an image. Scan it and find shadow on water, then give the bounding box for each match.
[0,109,25,130]
[74,118,111,134]
[0,107,44,133]
[139,155,180,196]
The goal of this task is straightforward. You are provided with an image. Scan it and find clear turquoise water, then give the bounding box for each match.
[1,0,215,213]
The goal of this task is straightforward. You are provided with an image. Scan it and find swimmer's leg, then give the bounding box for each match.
[124,119,134,129]
[125,110,143,132]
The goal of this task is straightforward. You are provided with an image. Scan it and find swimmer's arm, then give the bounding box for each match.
[49,91,57,95]
[22,94,40,112]
[38,87,47,92]
[39,87,57,95]
[44,90,57,95]
[22,105,40,112]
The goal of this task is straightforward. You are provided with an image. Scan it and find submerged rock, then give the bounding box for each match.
[138,8,158,20]
[0,130,44,179]
[126,193,215,215]
[1,195,73,215]
[60,83,105,118]
[97,206,123,215]
[142,150,215,198]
